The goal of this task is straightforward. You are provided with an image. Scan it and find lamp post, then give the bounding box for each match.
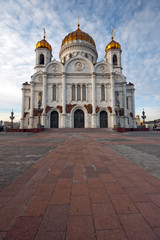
[10,109,15,129]
[37,93,42,128]
[141,108,146,126]
[116,95,121,128]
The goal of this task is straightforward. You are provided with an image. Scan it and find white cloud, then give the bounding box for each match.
[0,0,160,122]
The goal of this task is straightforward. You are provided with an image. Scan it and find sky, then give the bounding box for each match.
[0,0,160,123]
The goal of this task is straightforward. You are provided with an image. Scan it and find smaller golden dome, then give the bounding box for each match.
[36,29,52,52]
[105,29,121,52]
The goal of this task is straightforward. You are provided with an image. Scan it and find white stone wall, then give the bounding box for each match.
[21,45,136,129]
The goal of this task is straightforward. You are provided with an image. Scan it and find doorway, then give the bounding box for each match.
[50,111,58,128]
[100,111,108,128]
[74,109,84,128]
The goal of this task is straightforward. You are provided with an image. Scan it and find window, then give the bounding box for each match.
[115,91,119,105]
[72,85,75,101]
[53,85,56,101]
[126,97,129,109]
[69,53,72,59]
[77,85,81,101]
[28,97,30,110]
[82,85,86,101]
[101,84,105,101]
[39,54,44,64]
[113,54,117,65]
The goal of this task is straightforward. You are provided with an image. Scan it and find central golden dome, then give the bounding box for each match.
[61,24,96,47]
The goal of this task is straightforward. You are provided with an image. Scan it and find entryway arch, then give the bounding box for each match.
[74,109,84,128]
[100,111,108,128]
[50,111,59,128]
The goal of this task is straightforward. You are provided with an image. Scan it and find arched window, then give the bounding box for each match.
[115,91,119,105]
[72,85,75,101]
[101,84,105,101]
[39,54,44,64]
[82,85,86,101]
[69,53,72,59]
[85,53,88,58]
[77,85,81,101]
[53,85,56,101]
[63,56,66,63]
[113,54,117,65]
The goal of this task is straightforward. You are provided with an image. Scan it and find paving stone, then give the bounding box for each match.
[23,196,49,217]
[88,178,104,188]
[124,187,151,202]
[66,215,96,240]
[0,204,25,231]
[152,227,160,239]
[149,194,160,207]
[35,231,65,240]
[40,204,69,232]
[109,194,138,214]
[96,229,127,240]
[69,195,92,215]
[50,188,71,204]
[89,188,110,203]
[119,214,158,240]
[136,202,160,227]
[92,203,121,230]
[72,182,88,195]
[3,216,41,240]
[104,182,125,195]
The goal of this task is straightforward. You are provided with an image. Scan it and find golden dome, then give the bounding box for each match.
[105,29,121,52]
[36,29,52,52]
[61,24,96,47]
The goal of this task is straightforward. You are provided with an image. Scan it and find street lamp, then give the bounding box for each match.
[141,108,146,125]
[116,95,121,128]
[10,109,15,129]
[37,93,42,128]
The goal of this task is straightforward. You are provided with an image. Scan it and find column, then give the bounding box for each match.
[75,85,77,101]
[123,83,127,127]
[105,84,107,101]
[42,74,47,127]
[131,89,136,128]
[92,73,96,128]
[61,72,66,128]
[20,86,25,129]
[110,72,116,128]
[29,82,34,128]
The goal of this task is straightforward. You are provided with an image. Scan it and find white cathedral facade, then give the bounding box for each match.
[20,24,136,129]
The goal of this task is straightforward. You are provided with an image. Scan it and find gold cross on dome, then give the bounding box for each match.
[111,29,113,40]
[77,16,80,29]
[43,28,46,39]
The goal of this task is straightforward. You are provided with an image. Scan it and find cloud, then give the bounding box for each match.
[0,0,160,121]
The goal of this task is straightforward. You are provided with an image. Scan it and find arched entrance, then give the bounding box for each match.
[100,111,108,128]
[50,111,58,128]
[74,109,84,128]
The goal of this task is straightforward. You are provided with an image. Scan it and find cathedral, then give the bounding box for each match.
[20,24,136,129]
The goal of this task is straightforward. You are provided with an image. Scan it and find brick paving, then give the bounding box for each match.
[0,129,160,240]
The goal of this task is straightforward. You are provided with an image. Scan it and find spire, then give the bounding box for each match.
[111,29,113,40]
[77,16,80,29]
[43,28,46,39]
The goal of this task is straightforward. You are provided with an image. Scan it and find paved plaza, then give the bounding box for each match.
[0,129,160,240]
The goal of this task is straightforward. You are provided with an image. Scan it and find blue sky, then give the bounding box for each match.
[0,0,160,122]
